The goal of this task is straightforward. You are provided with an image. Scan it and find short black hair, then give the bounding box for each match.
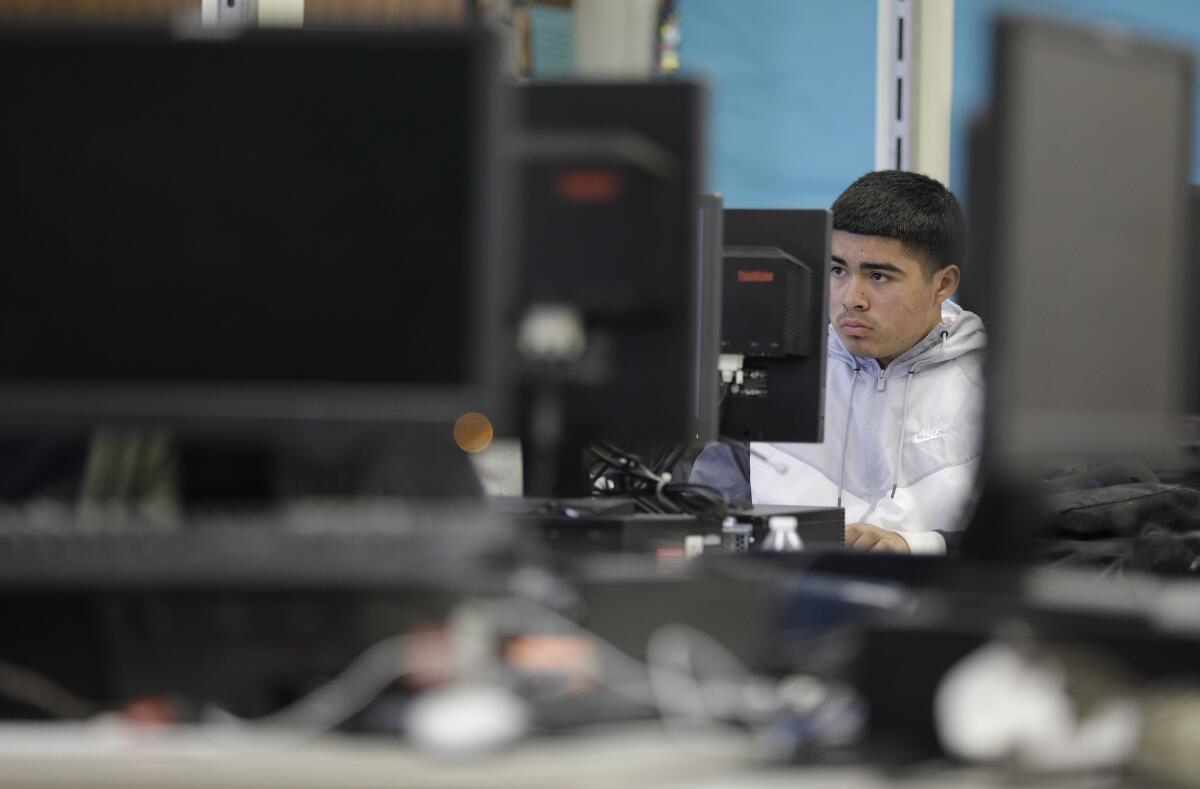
[831,170,966,276]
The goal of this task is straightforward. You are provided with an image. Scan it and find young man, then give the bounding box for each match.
[693,170,985,555]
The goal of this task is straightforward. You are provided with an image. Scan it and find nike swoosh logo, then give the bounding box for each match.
[913,428,946,445]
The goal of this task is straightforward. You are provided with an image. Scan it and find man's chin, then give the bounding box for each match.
[837,331,874,354]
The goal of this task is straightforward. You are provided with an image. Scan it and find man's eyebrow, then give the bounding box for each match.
[829,256,906,275]
[860,262,905,274]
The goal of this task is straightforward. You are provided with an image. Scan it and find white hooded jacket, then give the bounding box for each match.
[692,301,986,555]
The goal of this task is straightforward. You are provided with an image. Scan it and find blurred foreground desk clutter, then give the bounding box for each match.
[2,7,1200,789]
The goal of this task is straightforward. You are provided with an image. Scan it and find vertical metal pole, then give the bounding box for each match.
[875,0,913,172]
[201,0,253,27]
[876,0,956,184]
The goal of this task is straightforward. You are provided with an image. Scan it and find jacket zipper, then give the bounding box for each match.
[861,363,893,520]
[853,322,947,514]
[872,324,944,393]
[864,361,884,512]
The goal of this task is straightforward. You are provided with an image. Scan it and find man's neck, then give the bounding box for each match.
[876,312,944,369]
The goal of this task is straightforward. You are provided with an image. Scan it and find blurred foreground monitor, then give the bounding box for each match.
[964,15,1194,560]
[513,80,707,497]
[0,25,509,505]
[0,24,518,721]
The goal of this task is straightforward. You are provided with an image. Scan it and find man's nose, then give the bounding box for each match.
[842,276,868,312]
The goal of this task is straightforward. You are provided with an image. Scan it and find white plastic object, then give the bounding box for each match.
[763,516,803,552]
[405,684,530,756]
[935,640,1141,771]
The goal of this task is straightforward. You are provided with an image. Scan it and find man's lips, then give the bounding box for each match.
[839,321,872,337]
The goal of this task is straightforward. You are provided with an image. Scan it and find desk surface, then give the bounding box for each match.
[0,721,1149,789]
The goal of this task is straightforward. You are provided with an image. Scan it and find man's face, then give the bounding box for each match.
[829,230,957,367]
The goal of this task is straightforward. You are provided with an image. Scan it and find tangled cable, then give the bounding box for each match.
[587,441,731,517]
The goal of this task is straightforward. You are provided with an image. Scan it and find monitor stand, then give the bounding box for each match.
[519,399,592,499]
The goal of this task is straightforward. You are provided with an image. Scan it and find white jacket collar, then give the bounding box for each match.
[827,301,986,373]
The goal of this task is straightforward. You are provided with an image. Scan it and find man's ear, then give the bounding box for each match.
[932,265,960,305]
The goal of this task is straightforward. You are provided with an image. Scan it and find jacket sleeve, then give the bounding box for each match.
[898,529,962,556]
[869,456,982,555]
[936,529,963,556]
[688,441,752,506]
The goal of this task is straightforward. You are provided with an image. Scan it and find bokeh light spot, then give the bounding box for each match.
[453,412,494,453]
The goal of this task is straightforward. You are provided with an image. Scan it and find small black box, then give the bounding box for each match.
[721,246,813,357]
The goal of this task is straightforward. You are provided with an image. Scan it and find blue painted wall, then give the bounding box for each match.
[952,0,1200,200]
[678,0,877,209]
[679,1,1200,207]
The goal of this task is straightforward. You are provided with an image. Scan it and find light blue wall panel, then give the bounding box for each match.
[678,0,877,209]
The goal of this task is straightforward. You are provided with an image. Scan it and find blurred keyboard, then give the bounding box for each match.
[0,499,509,589]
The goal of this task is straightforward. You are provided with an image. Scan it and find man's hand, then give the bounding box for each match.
[844,522,910,553]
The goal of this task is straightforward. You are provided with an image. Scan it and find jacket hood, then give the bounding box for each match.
[828,301,986,372]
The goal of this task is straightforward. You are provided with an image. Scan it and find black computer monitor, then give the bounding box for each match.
[963,15,1193,558]
[515,81,707,496]
[718,209,830,443]
[1187,185,1200,421]
[0,26,508,434]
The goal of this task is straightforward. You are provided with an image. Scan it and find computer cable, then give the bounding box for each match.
[0,591,862,761]
[589,442,732,518]
[0,660,97,720]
